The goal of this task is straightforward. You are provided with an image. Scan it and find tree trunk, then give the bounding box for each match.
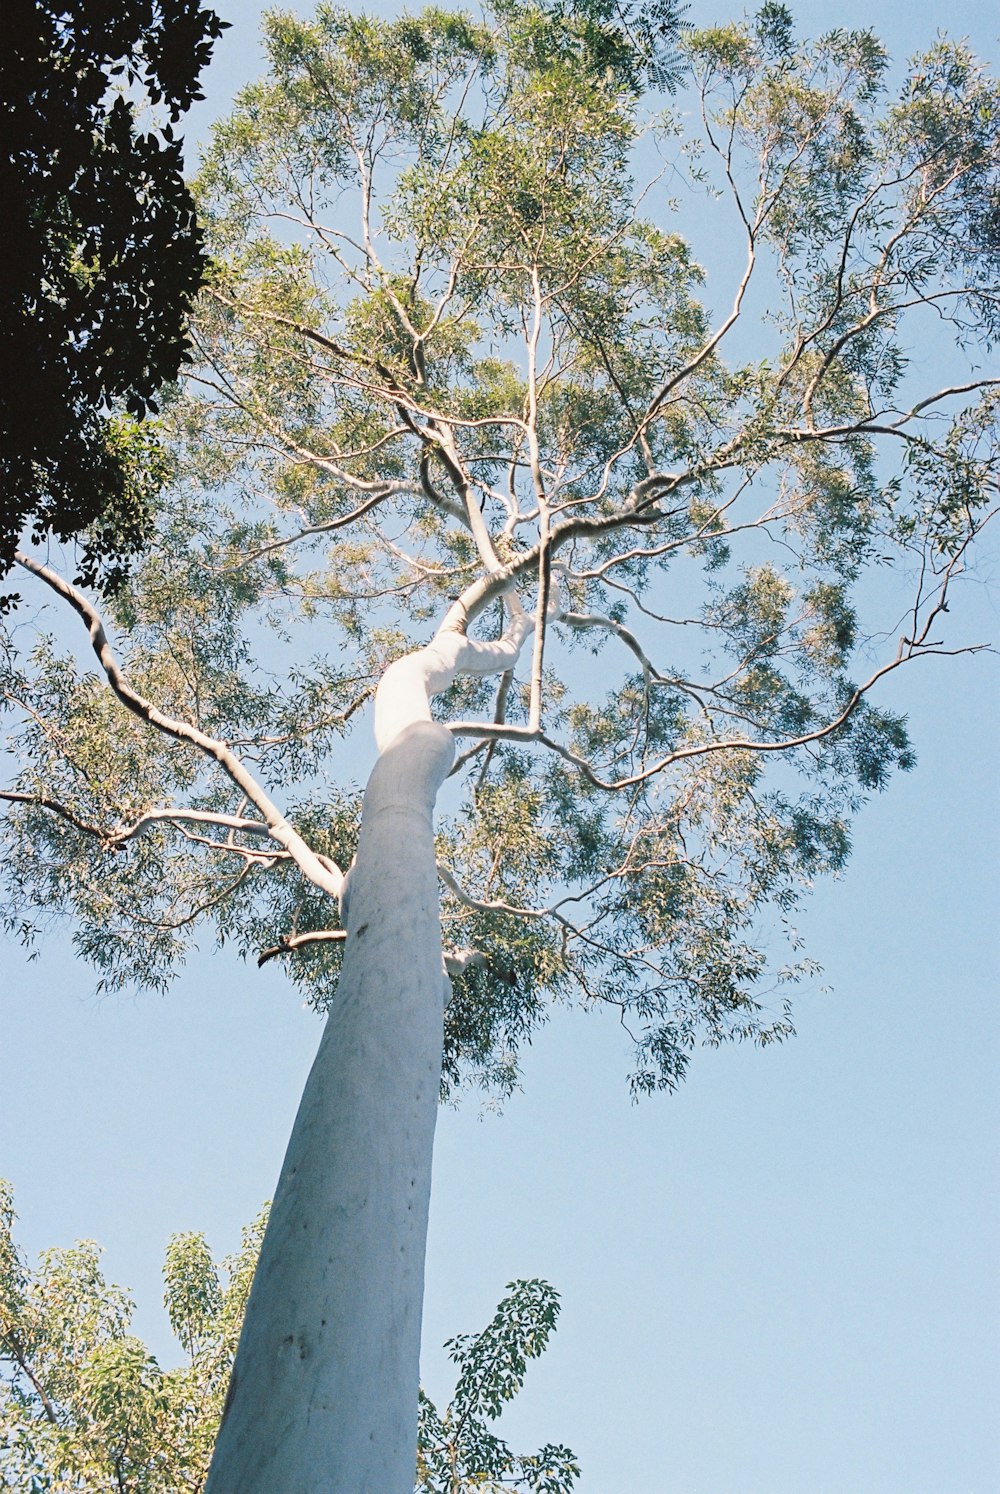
[205,720,455,1494]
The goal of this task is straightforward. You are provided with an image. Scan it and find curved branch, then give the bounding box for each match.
[373,602,534,752]
[110,808,274,847]
[0,794,284,863]
[13,553,345,899]
[437,860,549,921]
[0,789,108,842]
[226,490,406,568]
[446,640,988,793]
[257,929,347,967]
[559,609,656,682]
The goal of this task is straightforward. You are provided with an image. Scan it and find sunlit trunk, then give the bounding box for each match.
[205,719,455,1494]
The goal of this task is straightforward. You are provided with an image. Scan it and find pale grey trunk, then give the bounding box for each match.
[205,720,455,1494]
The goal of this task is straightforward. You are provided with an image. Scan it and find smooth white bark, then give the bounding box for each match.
[206,609,533,1493]
[205,720,455,1493]
[373,616,532,753]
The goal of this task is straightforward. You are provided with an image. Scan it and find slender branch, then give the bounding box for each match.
[222,491,405,568]
[905,378,1000,421]
[446,633,988,793]
[109,809,274,847]
[121,860,260,933]
[0,1328,60,1426]
[0,789,108,842]
[559,610,656,683]
[257,929,346,967]
[13,553,345,900]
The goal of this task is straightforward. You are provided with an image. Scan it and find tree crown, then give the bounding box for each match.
[1,1,997,1097]
[0,0,228,594]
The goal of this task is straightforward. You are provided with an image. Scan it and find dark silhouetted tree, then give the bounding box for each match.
[0,0,227,596]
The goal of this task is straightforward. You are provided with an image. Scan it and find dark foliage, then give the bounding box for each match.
[0,0,227,597]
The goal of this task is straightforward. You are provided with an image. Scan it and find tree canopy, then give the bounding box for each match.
[0,0,227,595]
[2,0,995,1097]
[0,1182,577,1493]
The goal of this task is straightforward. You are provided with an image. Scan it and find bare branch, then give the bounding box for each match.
[109,808,275,847]
[257,929,346,967]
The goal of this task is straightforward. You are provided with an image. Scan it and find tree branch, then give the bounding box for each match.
[0,789,108,842]
[446,620,990,793]
[13,553,345,900]
[257,929,347,967]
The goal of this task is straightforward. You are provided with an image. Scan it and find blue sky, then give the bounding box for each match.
[2,2,998,1490]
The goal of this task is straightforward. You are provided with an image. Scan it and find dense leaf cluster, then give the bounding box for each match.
[0,0,227,594]
[0,1179,264,1492]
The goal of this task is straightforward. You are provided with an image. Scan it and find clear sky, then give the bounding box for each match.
[2,2,998,1491]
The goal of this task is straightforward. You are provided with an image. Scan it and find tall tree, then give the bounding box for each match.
[1,1,997,1487]
[0,0,227,594]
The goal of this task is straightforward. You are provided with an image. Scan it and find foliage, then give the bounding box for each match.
[0,1183,576,1493]
[0,0,228,595]
[1,1,997,1101]
[418,1279,579,1493]
[0,1178,264,1493]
